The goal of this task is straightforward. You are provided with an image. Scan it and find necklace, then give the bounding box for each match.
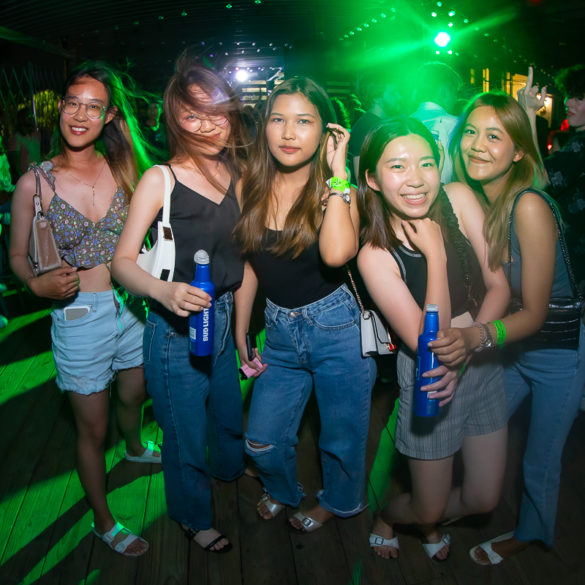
[70,158,107,206]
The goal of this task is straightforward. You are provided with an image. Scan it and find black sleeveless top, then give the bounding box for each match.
[248,229,343,309]
[149,165,243,329]
[391,234,483,318]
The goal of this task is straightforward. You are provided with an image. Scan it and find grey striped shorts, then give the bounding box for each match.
[394,349,507,460]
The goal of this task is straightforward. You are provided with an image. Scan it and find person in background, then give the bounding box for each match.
[410,62,462,184]
[348,69,405,181]
[142,99,168,161]
[7,108,42,177]
[519,65,585,289]
[112,58,249,553]
[9,61,158,557]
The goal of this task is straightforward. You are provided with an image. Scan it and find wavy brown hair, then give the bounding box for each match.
[164,56,249,190]
[450,92,547,270]
[234,77,336,257]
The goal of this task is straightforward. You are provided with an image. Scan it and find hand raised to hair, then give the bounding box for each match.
[325,123,350,179]
[517,66,547,114]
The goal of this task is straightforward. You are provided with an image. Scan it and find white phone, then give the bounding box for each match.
[64,306,90,321]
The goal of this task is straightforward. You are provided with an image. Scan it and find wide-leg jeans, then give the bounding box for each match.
[144,292,244,531]
[504,324,585,546]
[245,285,377,517]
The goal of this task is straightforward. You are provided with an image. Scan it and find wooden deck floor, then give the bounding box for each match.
[1,300,585,585]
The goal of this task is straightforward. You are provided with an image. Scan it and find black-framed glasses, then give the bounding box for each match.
[61,98,107,119]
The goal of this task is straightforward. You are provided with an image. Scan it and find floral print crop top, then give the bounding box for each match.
[36,161,128,269]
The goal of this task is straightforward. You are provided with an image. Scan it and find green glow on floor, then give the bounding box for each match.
[0,308,51,343]
[367,398,400,511]
[0,350,56,404]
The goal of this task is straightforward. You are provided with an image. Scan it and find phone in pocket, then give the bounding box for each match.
[64,306,91,321]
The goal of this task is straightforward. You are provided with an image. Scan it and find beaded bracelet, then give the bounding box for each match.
[492,320,506,346]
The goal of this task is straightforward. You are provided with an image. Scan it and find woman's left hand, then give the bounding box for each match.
[429,327,475,367]
[326,123,350,178]
[517,66,547,114]
[420,364,459,407]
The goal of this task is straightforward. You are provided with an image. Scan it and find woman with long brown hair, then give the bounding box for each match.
[234,77,376,532]
[112,58,249,553]
[436,91,585,564]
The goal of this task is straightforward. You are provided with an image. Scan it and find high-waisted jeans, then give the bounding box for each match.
[143,292,244,531]
[245,284,376,517]
[504,323,585,547]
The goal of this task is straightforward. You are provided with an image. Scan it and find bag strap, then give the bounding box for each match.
[31,166,43,217]
[508,189,582,302]
[154,164,172,225]
[346,266,365,315]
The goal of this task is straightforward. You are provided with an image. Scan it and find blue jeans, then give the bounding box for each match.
[245,285,376,517]
[143,292,244,531]
[504,324,585,547]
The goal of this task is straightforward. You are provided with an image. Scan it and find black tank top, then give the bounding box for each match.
[149,164,243,329]
[249,229,343,309]
[391,234,483,318]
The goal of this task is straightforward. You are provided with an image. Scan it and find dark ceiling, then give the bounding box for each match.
[1,0,584,92]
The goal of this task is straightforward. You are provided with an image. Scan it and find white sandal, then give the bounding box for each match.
[91,521,149,557]
[124,440,161,464]
[369,532,400,555]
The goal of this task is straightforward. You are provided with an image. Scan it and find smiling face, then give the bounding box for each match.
[565,95,585,132]
[177,84,231,154]
[265,93,323,170]
[59,75,114,149]
[460,105,523,198]
[367,133,440,222]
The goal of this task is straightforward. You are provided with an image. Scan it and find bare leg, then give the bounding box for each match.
[69,389,148,556]
[443,427,508,520]
[116,366,156,458]
[376,456,454,560]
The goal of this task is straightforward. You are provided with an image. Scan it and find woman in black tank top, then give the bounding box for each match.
[357,118,509,561]
[112,56,249,553]
[233,77,376,532]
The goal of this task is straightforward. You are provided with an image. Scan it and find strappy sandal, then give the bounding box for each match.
[183,526,232,554]
[257,491,284,519]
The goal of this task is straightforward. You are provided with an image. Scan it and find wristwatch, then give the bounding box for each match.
[326,177,351,204]
[472,321,495,352]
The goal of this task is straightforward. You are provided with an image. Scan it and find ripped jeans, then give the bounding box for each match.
[245,285,376,517]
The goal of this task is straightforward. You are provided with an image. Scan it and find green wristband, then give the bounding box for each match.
[326,177,350,193]
[492,320,506,346]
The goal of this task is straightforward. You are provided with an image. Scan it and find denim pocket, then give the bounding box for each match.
[312,301,357,331]
[143,319,156,364]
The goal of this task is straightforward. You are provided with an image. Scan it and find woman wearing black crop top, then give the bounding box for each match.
[357,118,510,561]
[233,77,376,532]
[112,57,249,553]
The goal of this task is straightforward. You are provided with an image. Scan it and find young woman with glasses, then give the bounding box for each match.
[10,61,157,557]
[112,57,249,553]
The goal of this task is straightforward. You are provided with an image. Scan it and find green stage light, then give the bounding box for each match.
[434,31,451,47]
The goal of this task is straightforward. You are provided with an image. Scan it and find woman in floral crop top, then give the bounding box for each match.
[10,61,157,558]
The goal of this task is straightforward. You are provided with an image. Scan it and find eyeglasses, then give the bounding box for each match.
[61,98,107,119]
[186,113,229,132]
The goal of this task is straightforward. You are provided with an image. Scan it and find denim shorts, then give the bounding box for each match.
[51,290,145,394]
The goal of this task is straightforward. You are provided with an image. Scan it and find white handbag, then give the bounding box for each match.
[346,267,397,357]
[137,165,175,281]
